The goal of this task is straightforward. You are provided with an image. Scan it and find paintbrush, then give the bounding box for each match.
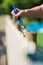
[12,6,27,34]
[12,6,36,54]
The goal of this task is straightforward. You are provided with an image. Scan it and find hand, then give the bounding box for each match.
[11,8,26,20]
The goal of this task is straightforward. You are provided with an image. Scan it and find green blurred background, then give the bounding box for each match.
[0,0,43,47]
[0,0,43,15]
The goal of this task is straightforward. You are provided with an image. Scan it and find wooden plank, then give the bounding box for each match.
[5,15,36,65]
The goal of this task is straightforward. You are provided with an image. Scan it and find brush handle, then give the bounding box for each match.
[12,6,25,30]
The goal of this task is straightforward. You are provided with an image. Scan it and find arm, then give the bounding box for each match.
[11,4,43,20]
[25,4,43,18]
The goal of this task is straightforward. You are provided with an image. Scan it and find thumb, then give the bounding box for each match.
[16,10,22,18]
[16,8,22,18]
[17,8,20,11]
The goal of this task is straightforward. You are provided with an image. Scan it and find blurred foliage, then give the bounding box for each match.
[0,0,43,14]
[37,33,43,48]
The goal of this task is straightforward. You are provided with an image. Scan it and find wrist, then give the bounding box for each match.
[24,9,28,17]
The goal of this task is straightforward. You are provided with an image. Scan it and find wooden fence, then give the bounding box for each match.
[5,15,36,65]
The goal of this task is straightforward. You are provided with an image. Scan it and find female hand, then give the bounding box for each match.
[11,9,26,20]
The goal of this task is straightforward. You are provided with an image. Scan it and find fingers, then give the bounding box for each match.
[11,9,22,20]
[11,8,21,20]
[11,10,18,20]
